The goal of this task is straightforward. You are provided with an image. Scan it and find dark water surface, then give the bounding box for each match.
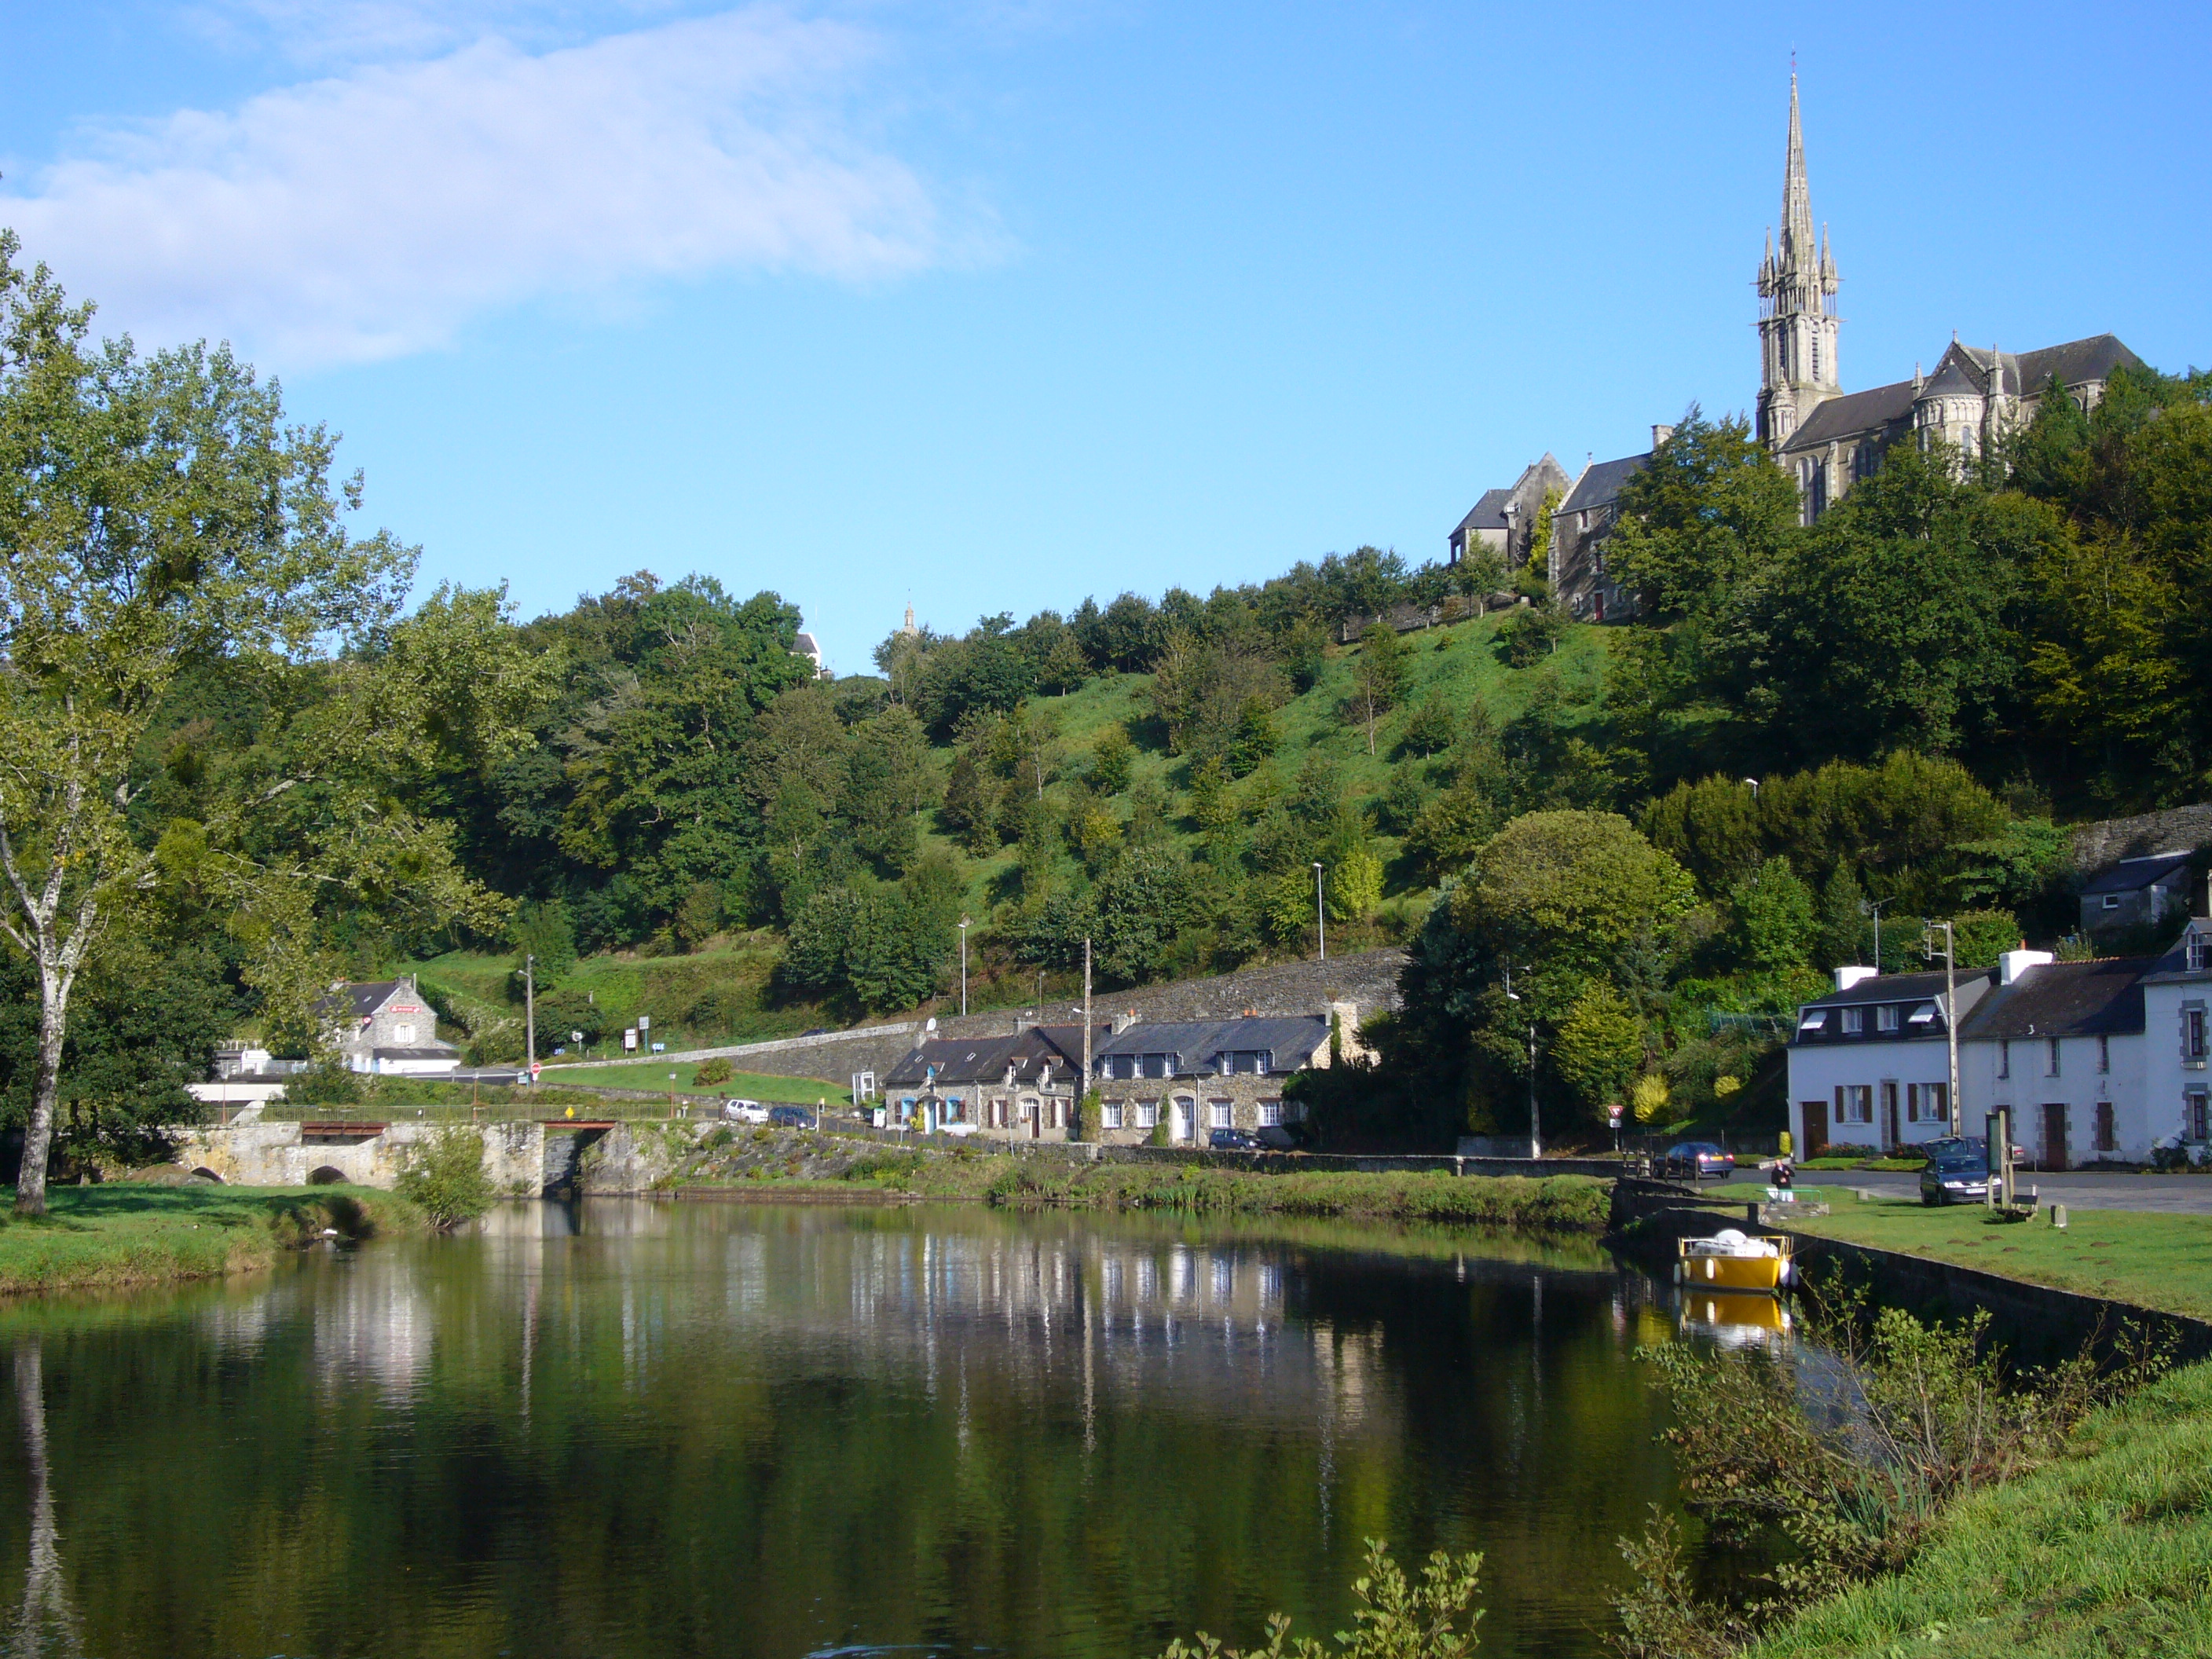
[0,1199,1697,1659]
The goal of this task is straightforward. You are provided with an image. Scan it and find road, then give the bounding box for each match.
[1783,1169,2212,1215]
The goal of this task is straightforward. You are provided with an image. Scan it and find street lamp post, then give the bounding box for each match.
[1312,862,1326,961]
[1862,895,1892,972]
[524,954,537,1086]
[958,917,971,1018]
[1505,965,1540,1159]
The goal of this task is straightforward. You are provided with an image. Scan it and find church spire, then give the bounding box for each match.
[1756,68,1842,452]
[1781,71,1815,269]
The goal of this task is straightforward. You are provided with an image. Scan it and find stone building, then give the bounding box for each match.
[324,977,462,1076]
[1447,455,1572,573]
[878,1025,1092,1137]
[1089,1013,1338,1147]
[1754,74,2141,521]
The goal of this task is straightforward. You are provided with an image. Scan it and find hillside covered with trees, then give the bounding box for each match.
[8,232,2212,1163]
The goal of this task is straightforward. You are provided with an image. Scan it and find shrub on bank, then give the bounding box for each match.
[394,1128,496,1229]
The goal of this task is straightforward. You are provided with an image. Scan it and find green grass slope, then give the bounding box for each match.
[1749,1357,2212,1658]
[411,613,1610,1054]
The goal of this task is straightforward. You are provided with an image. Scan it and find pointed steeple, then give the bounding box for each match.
[1781,71,1815,268]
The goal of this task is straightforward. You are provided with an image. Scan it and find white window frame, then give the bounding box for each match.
[1208,1101,1232,1129]
[1840,1007,1865,1035]
[1136,1100,1159,1129]
[1876,1005,1900,1033]
[1257,1101,1284,1127]
[1101,1101,1124,1130]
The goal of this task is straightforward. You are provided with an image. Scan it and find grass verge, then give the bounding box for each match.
[0,1184,425,1296]
[533,1063,848,1101]
[1745,1355,2212,1658]
[983,1162,1611,1229]
[1730,1184,2212,1323]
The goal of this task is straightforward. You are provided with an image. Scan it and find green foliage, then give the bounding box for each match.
[1398,690,1457,758]
[1345,624,1412,754]
[1088,723,1133,793]
[510,899,577,982]
[1608,408,1800,622]
[393,1126,496,1229]
[693,1057,734,1087]
[1158,1539,1484,1659]
[1493,603,1565,667]
[1327,845,1386,924]
[1722,857,1819,977]
[284,1060,365,1106]
[1619,1298,2161,1643]
[1550,982,1644,1117]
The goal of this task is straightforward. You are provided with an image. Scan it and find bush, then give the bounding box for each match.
[694,1057,734,1087]
[285,1059,363,1106]
[1158,1539,1483,1659]
[394,1127,496,1229]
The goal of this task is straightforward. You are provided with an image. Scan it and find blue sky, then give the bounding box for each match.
[5,2,2207,672]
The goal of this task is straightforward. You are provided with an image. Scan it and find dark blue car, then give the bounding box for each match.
[768,1105,815,1130]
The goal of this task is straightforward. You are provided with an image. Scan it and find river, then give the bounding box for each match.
[0,1199,1714,1659]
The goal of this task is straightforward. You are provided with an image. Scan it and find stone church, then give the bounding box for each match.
[1451,74,2144,610]
[1757,72,2141,522]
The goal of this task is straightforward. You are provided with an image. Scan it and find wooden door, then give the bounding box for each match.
[1799,1104,1828,1160]
[2041,1103,2068,1171]
[1884,1083,1899,1149]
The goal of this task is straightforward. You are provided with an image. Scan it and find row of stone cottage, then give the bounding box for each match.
[875,1003,1368,1144]
[1786,912,2212,1169]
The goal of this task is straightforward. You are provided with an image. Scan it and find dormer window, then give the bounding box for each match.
[1907,1003,1937,1026]
[1875,1005,1900,1033]
[1797,1009,1826,1033]
[1840,1008,1865,1035]
[2190,931,2208,974]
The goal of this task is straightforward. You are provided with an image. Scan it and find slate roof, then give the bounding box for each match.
[881,1027,1092,1090]
[371,1045,461,1060]
[315,980,411,1022]
[1558,452,1650,516]
[1091,1016,1331,1075]
[1780,379,1917,452]
[1800,968,1976,1009]
[1455,488,1514,533]
[2139,917,2212,984]
[2010,335,2143,394]
[2080,851,2194,896]
[1957,957,2155,1041]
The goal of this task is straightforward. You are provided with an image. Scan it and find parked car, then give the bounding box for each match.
[1208,1127,1263,1151]
[1921,1147,1991,1205]
[1662,1142,1736,1181]
[767,1104,815,1130]
[722,1099,768,1124]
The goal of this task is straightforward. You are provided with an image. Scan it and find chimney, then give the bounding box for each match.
[1328,1000,1371,1064]
[1651,423,1675,450]
[1111,1010,1139,1035]
[1999,949,2054,987]
[1833,965,1880,991]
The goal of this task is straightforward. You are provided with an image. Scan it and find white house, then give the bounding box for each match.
[1787,964,1992,1157]
[1955,953,2155,1168]
[321,977,463,1076]
[2137,917,2212,1155]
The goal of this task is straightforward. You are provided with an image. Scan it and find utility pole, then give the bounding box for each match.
[1925,920,1960,1138]
[958,917,971,1018]
[525,954,537,1087]
[1313,862,1326,961]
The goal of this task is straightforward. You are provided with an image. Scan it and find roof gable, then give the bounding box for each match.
[1558,452,1649,516]
[1957,957,2154,1041]
[1780,379,1917,452]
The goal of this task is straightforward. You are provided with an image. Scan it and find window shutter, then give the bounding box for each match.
[1833,1085,1844,1125]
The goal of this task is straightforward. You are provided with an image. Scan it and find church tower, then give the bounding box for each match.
[1756,74,1840,449]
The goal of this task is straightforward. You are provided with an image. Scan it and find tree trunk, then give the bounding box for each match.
[16,963,68,1217]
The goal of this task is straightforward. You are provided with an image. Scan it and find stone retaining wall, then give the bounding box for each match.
[175,1119,544,1194]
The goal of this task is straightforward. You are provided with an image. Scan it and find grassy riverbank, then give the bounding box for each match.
[677,1136,1613,1232]
[0,1185,425,1296]
[1748,1356,2212,1658]
[1734,1183,2212,1321]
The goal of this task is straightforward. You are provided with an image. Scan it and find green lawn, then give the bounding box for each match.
[1721,1183,2212,1323]
[1749,1356,2212,1658]
[0,1184,423,1295]
[532,1063,848,1102]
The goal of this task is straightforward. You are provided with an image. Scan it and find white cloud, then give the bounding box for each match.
[3,7,987,368]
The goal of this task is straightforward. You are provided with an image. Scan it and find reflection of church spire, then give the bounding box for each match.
[10,1342,86,1659]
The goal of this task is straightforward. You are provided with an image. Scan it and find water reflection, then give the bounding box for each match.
[0,1203,1689,1659]
[9,1345,82,1659]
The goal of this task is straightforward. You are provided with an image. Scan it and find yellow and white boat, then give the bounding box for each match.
[1673,1229,1795,1293]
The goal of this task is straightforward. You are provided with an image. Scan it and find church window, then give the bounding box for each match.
[1811,334,1820,380]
